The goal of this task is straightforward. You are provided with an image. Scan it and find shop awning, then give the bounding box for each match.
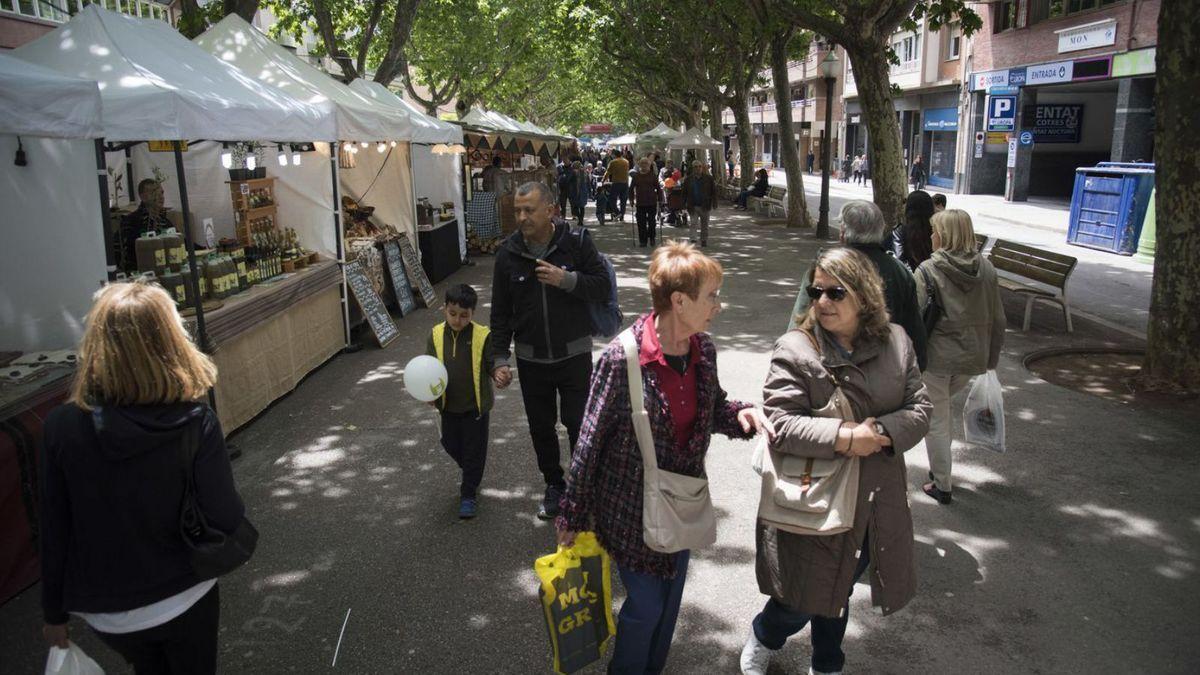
[347,79,462,144]
[195,14,411,142]
[666,127,723,150]
[12,6,331,142]
[0,52,102,139]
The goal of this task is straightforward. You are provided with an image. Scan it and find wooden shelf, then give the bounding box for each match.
[236,205,277,218]
[225,177,277,187]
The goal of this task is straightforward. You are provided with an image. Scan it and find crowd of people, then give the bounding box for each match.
[36,164,1003,673]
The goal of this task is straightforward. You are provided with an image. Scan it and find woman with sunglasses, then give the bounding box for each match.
[741,247,931,675]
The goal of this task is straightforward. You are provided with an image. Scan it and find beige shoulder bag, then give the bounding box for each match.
[754,330,860,536]
[620,329,717,554]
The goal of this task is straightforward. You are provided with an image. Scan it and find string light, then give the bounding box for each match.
[277,143,287,167]
[377,142,386,153]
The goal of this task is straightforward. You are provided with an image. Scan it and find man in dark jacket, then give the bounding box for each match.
[682,161,718,247]
[491,182,613,519]
[787,199,928,370]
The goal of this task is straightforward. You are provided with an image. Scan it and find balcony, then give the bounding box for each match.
[2,0,174,25]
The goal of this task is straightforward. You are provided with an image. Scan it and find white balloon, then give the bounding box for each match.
[404,355,449,402]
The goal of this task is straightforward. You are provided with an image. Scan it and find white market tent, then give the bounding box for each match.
[195,14,418,246]
[0,53,105,351]
[607,133,639,146]
[13,5,332,143]
[349,79,467,259]
[0,51,102,139]
[666,127,724,150]
[638,123,682,144]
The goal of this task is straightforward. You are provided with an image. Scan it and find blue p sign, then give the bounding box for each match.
[986,95,1018,132]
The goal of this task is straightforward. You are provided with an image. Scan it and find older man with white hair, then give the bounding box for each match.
[787,200,927,370]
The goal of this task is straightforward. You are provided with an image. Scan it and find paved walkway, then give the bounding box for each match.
[1,208,1195,673]
[768,169,1153,338]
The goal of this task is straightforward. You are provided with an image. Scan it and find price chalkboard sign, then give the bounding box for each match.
[383,240,417,316]
[344,259,400,348]
[398,234,438,308]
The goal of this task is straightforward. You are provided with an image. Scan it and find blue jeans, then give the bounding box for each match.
[735,189,750,208]
[752,535,871,674]
[609,550,690,674]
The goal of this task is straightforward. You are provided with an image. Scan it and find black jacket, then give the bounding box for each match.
[490,219,611,365]
[856,242,928,370]
[40,402,244,624]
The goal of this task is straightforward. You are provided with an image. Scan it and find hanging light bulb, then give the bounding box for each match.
[245,153,257,171]
[377,141,386,153]
[291,146,301,166]
[221,142,232,169]
[359,141,368,148]
[390,140,397,148]
[277,144,287,167]
[348,144,358,155]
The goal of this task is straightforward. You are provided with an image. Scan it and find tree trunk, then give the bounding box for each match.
[708,97,726,186]
[373,1,422,86]
[771,32,811,228]
[846,43,906,227]
[733,92,755,189]
[222,0,259,23]
[1142,0,1200,393]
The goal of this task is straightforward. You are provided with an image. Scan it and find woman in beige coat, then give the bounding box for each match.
[741,247,931,675]
[914,209,1006,505]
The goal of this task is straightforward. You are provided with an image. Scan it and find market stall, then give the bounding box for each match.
[0,50,104,607]
[666,127,725,172]
[349,79,467,281]
[12,6,345,436]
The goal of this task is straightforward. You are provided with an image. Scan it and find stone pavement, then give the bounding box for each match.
[1,206,1196,674]
[768,169,1153,338]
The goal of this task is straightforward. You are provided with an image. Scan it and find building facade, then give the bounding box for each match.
[961,0,1159,199]
[1,0,175,50]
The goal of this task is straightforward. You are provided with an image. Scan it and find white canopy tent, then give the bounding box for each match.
[349,79,467,259]
[666,127,724,150]
[638,123,681,143]
[607,133,639,146]
[0,54,105,351]
[195,15,418,247]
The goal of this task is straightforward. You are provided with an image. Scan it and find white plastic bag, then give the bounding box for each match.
[750,435,768,475]
[45,643,104,675]
[962,370,1006,453]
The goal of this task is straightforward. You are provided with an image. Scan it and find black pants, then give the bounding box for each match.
[635,205,657,246]
[752,534,872,673]
[93,582,220,675]
[441,411,490,498]
[609,182,628,218]
[516,354,593,489]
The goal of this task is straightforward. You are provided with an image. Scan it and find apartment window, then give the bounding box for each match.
[946,25,961,60]
[994,0,1019,32]
[903,35,920,63]
[1029,0,1125,24]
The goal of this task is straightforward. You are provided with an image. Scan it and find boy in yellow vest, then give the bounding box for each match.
[426,284,495,519]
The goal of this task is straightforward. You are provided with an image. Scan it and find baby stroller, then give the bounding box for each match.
[659,185,689,229]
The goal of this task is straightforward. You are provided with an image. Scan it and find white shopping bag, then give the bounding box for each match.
[963,370,1006,453]
[45,643,104,675]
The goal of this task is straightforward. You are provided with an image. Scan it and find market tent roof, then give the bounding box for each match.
[459,107,567,141]
[0,51,102,139]
[666,127,723,150]
[607,133,638,145]
[12,6,330,142]
[347,79,462,144]
[638,122,681,142]
[195,14,410,142]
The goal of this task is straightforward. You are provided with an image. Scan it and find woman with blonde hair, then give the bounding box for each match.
[742,247,930,675]
[558,241,773,673]
[40,281,247,674]
[914,209,1006,505]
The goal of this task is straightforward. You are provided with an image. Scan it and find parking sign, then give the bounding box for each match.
[986,94,1018,132]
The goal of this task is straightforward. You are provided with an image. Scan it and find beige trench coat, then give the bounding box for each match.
[757,324,931,618]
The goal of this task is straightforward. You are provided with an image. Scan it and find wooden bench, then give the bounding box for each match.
[750,185,787,217]
[975,233,988,252]
[987,239,1078,332]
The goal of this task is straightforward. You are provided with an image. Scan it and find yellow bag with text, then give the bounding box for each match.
[535,532,616,674]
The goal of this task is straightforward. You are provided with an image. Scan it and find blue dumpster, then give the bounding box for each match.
[1067,165,1156,255]
[1095,162,1156,169]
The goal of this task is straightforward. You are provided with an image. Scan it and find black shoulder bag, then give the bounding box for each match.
[917,266,943,335]
[179,422,258,579]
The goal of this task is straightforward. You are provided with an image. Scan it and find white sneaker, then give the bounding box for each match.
[740,632,773,674]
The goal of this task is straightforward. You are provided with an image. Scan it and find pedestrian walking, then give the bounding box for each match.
[426,284,495,519]
[39,281,249,675]
[806,151,815,174]
[594,182,611,227]
[893,190,936,271]
[682,160,718,247]
[851,155,863,184]
[570,160,590,228]
[741,247,931,675]
[557,162,574,217]
[910,155,927,191]
[726,150,735,179]
[914,209,1006,505]
[841,156,851,182]
[604,152,630,222]
[630,157,663,247]
[788,200,927,370]
[860,155,870,186]
[490,182,613,520]
[557,242,773,674]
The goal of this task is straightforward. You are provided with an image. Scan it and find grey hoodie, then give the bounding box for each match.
[915,250,1006,376]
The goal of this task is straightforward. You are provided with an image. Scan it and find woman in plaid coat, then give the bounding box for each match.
[556,242,774,674]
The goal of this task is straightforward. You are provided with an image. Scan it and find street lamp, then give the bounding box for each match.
[816,48,840,239]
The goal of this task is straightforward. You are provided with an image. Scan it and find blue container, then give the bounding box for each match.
[1095,162,1156,169]
[1067,165,1156,255]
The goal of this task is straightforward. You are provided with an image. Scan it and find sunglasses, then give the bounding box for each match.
[805,285,849,302]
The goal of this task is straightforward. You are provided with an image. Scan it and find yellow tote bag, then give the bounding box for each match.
[534,532,616,674]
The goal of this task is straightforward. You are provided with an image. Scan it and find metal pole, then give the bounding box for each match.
[173,141,216,411]
[330,142,352,350]
[94,139,117,281]
[817,76,834,239]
